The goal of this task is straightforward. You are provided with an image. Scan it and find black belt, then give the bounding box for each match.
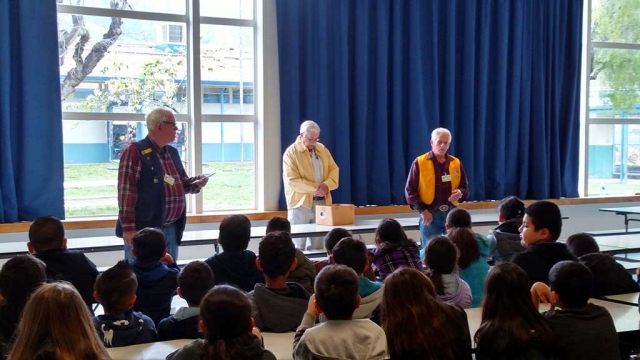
[434,205,450,212]
[313,196,326,201]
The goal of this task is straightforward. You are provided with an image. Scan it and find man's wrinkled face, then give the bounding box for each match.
[430,132,450,156]
[301,130,320,150]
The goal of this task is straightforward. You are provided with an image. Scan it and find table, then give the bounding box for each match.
[106,339,190,360]
[600,207,640,233]
[104,333,294,360]
[465,298,640,346]
[602,292,640,307]
[590,298,640,333]
[263,332,295,360]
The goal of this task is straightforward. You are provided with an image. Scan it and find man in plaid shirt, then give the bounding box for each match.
[116,108,209,262]
[405,128,469,252]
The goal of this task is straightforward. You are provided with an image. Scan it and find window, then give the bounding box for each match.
[161,24,185,43]
[201,123,255,211]
[58,0,257,217]
[585,0,640,196]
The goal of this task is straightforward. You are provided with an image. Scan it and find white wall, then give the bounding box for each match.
[62,120,107,144]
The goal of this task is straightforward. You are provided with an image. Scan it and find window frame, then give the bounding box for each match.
[57,0,259,217]
[583,0,640,196]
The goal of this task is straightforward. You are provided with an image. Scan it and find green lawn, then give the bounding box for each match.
[587,178,640,196]
[64,162,255,217]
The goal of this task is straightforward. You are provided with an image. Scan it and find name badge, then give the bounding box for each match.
[163,174,175,186]
[441,174,452,183]
[141,148,153,155]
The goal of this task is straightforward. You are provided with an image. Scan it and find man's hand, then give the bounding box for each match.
[316,183,329,197]
[162,253,175,266]
[420,209,433,226]
[531,282,554,310]
[193,174,209,189]
[123,231,136,246]
[306,294,319,316]
[448,189,463,203]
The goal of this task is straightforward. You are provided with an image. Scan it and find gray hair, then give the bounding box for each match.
[431,127,452,142]
[300,120,320,135]
[146,108,174,129]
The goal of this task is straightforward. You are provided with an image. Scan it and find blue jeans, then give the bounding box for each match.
[419,211,447,258]
[124,223,180,263]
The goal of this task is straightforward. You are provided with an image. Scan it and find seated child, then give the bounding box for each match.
[131,228,180,325]
[372,218,422,280]
[93,260,157,347]
[7,282,110,360]
[382,267,472,359]
[487,196,526,261]
[446,208,491,266]
[167,285,276,360]
[566,232,639,297]
[250,231,310,333]
[27,216,99,311]
[511,201,576,285]
[205,215,263,292]
[474,262,556,359]
[266,216,316,294]
[0,255,46,355]
[424,236,472,309]
[314,227,353,273]
[158,260,215,341]
[447,228,488,307]
[331,237,384,319]
[293,265,388,360]
[531,261,620,360]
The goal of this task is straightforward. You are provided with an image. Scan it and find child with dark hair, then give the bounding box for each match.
[293,265,388,360]
[158,261,215,341]
[205,215,264,292]
[265,216,291,234]
[332,237,383,320]
[445,207,472,229]
[131,228,180,325]
[250,231,310,333]
[487,196,526,261]
[93,260,157,347]
[531,261,619,360]
[372,218,422,280]
[447,228,488,307]
[27,216,99,311]
[474,263,556,359]
[167,285,276,360]
[445,208,490,307]
[565,232,639,297]
[265,216,317,294]
[314,227,353,273]
[383,268,472,360]
[0,255,46,355]
[424,236,472,308]
[511,201,576,285]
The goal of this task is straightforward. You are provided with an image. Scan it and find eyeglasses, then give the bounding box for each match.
[162,121,178,130]
[304,133,319,142]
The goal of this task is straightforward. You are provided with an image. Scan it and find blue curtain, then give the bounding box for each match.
[276,0,583,209]
[0,0,65,222]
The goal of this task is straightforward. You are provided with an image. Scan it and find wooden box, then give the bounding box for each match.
[315,204,355,226]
